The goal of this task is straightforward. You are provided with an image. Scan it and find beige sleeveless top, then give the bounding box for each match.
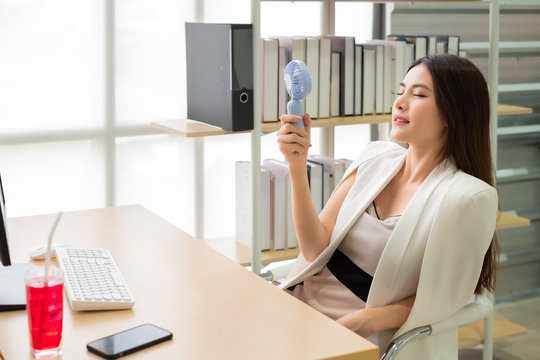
[289,202,400,320]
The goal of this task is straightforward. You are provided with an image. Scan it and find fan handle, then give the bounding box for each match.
[286,99,305,130]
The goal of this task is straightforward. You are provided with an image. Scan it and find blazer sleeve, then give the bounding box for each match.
[395,178,498,337]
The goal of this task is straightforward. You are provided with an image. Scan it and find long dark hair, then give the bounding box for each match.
[409,54,499,294]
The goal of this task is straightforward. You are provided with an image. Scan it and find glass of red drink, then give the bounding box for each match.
[25,267,64,359]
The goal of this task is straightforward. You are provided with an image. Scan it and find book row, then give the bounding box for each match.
[262,34,460,122]
[236,156,353,251]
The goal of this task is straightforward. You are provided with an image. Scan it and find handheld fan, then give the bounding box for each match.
[284,60,312,130]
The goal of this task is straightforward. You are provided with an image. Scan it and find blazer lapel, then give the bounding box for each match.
[280,152,406,289]
[367,160,457,308]
[330,154,406,246]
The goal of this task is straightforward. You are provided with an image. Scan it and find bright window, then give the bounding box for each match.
[0,0,103,133]
[0,0,373,240]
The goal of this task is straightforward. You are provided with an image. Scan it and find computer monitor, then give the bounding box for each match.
[0,174,12,265]
[0,174,32,311]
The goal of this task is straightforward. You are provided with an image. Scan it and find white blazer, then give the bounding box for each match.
[279,141,498,360]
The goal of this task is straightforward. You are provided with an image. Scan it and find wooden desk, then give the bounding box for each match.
[0,205,378,360]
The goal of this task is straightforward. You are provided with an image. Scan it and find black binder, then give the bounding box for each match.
[185,23,253,132]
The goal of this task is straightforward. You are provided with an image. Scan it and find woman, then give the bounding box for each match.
[276,54,499,359]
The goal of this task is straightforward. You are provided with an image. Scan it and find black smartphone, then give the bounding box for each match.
[87,323,173,359]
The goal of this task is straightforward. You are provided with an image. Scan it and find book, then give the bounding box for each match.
[308,154,336,207]
[362,43,383,114]
[307,160,324,214]
[447,35,460,55]
[373,43,384,114]
[404,43,414,72]
[305,37,320,119]
[436,37,446,54]
[392,41,407,103]
[330,51,341,117]
[276,37,306,109]
[262,159,289,250]
[414,36,428,60]
[362,46,376,115]
[235,161,271,251]
[321,36,355,116]
[292,37,307,109]
[343,36,355,116]
[292,37,306,62]
[367,40,397,113]
[318,38,332,119]
[428,36,437,55]
[262,38,279,123]
[261,159,296,249]
[435,35,459,55]
[278,46,289,119]
[335,158,353,184]
[333,160,347,188]
[354,44,363,115]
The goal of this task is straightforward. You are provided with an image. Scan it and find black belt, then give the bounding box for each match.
[287,249,373,302]
[327,249,373,302]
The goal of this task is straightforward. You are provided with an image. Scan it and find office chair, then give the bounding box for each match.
[380,292,494,360]
[264,262,494,360]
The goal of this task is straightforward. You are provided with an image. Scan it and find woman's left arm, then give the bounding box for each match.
[337,295,416,337]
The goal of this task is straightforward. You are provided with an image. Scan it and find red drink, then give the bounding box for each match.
[25,268,63,359]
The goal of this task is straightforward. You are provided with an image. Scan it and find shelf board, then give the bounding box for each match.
[203,237,300,267]
[461,41,540,50]
[261,114,392,133]
[496,211,531,230]
[498,124,540,136]
[204,212,528,266]
[497,104,533,116]
[152,104,531,138]
[152,115,391,138]
[151,119,250,138]
[458,315,527,350]
[497,167,540,184]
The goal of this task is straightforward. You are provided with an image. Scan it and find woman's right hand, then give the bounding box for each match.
[276,113,312,167]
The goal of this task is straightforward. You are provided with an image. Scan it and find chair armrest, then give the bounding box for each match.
[261,259,296,283]
[380,325,432,360]
[380,293,493,360]
[430,293,493,335]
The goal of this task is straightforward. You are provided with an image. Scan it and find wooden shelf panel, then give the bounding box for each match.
[203,237,300,267]
[152,104,532,138]
[497,104,533,116]
[458,315,527,350]
[497,211,531,230]
[151,119,249,137]
[261,114,391,133]
[151,115,391,138]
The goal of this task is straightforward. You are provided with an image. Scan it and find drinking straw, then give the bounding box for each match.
[37,211,63,350]
[43,212,63,284]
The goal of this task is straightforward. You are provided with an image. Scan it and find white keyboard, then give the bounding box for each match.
[56,247,135,311]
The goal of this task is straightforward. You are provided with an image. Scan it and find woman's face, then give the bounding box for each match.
[390,64,447,152]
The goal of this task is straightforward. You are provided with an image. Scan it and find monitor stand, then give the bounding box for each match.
[0,263,33,311]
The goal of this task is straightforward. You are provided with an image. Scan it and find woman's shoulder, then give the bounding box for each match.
[444,170,498,208]
[451,171,496,195]
[364,140,407,154]
[354,141,407,163]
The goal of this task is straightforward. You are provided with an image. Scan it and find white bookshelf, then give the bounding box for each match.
[152,0,534,275]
